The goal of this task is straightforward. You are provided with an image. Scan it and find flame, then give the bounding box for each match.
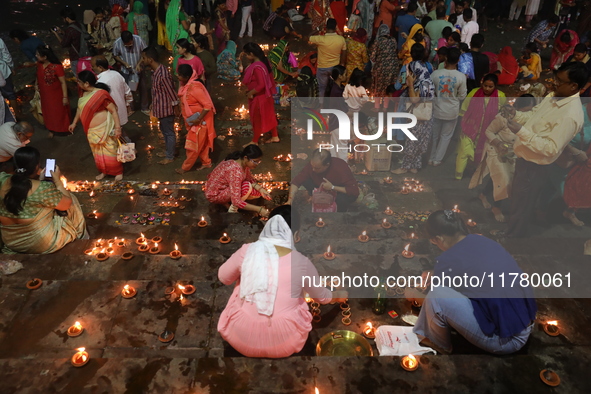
[100,248,106,254]
[315,388,320,394]
[404,244,410,252]
[178,284,185,291]
[318,217,323,222]
[81,354,87,362]
[154,243,159,248]
[223,233,228,238]
[140,233,145,239]
[123,285,129,291]
[179,294,184,301]
[74,321,82,330]
[406,354,417,367]
[386,206,391,211]
[383,218,387,223]
[89,191,95,197]
[453,204,459,211]
[365,322,374,334]
[201,216,205,221]
[92,210,97,214]
[76,347,85,352]
[174,243,179,251]
[326,245,331,254]
[547,321,558,326]
[411,233,416,239]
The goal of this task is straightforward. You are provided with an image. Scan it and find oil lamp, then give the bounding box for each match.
[121,284,137,298]
[67,321,84,337]
[384,206,393,215]
[381,218,392,229]
[135,233,147,245]
[363,322,376,339]
[467,219,477,227]
[358,230,369,242]
[149,242,160,254]
[169,244,182,259]
[70,347,89,367]
[543,320,560,336]
[401,244,414,259]
[401,354,418,371]
[323,245,335,260]
[26,278,42,289]
[138,241,149,252]
[197,216,208,227]
[316,217,325,228]
[219,233,231,244]
[179,283,195,295]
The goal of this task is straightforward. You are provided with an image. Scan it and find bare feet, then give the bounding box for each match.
[391,168,408,174]
[114,174,123,182]
[269,137,280,143]
[198,163,213,170]
[95,173,106,180]
[156,152,167,158]
[479,193,492,209]
[564,210,585,226]
[158,158,174,165]
[492,207,506,223]
[175,168,186,174]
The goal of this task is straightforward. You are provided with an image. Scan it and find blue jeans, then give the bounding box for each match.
[413,286,533,354]
[159,116,176,160]
[317,66,334,99]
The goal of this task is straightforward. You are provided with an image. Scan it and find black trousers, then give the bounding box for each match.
[507,158,549,237]
[301,179,358,212]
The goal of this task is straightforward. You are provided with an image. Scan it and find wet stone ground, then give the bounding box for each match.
[2,2,591,393]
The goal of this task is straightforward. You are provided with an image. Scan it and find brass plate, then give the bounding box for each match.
[316,330,373,357]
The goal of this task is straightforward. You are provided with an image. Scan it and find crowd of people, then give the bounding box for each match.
[1,0,591,360]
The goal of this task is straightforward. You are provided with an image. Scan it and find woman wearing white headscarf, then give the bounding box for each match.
[217,205,347,358]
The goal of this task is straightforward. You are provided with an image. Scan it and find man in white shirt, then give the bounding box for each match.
[460,9,479,47]
[92,55,133,126]
[0,121,34,165]
[0,38,18,118]
[429,48,467,166]
[455,0,477,29]
[503,62,588,237]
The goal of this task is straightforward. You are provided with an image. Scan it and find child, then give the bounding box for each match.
[343,68,369,113]
[438,26,453,50]
[436,46,448,69]
[447,31,461,48]
[518,42,541,81]
[469,94,536,222]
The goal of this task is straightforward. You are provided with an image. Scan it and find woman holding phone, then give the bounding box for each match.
[0,147,87,254]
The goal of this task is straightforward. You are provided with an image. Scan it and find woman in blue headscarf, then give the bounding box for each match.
[217,40,242,81]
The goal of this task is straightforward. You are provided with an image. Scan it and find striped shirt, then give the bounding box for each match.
[112,35,146,71]
[151,64,179,119]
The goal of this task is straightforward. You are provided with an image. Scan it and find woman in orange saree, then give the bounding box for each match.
[175,65,216,174]
[69,70,123,181]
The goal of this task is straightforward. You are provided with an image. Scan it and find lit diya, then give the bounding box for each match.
[169,244,182,259]
[26,278,42,290]
[162,188,172,196]
[158,330,175,343]
[219,233,232,244]
[316,217,326,228]
[401,244,414,259]
[71,347,90,367]
[121,284,137,298]
[87,210,98,219]
[466,219,477,227]
[384,206,394,216]
[67,321,84,337]
[121,252,134,260]
[197,216,208,227]
[401,354,419,371]
[400,186,409,195]
[138,241,149,252]
[135,233,147,245]
[116,239,126,247]
[358,230,369,243]
[127,189,135,195]
[149,242,160,254]
[363,322,377,339]
[95,249,109,261]
[452,204,460,213]
[543,321,560,337]
[178,283,196,295]
[323,245,335,260]
[381,218,392,229]
[384,176,393,184]
[151,236,163,244]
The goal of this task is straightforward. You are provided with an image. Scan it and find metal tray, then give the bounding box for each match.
[316,330,373,357]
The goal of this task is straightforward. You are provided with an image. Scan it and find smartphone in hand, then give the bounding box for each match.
[45,159,56,178]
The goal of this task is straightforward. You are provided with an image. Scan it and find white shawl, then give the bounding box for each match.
[239,215,294,316]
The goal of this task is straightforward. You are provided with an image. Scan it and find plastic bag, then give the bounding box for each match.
[374,325,436,356]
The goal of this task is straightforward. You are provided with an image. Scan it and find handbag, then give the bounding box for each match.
[30,90,44,125]
[117,136,136,163]
[405,101,433,121]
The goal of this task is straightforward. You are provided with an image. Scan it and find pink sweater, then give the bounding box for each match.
[217,244,333,358]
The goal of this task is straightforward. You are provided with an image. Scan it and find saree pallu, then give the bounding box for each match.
[269,41,294,83]
[1,195,86,254]
[87,114,123,176]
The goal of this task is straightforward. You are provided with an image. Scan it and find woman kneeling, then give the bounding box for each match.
[0,147,87,254]
[217,205,347,358]
[413,210,537,354]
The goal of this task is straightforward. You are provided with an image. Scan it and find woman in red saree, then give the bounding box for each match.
[242,43,279,147]
[68,71,123,181]
[175,65,216,174]
[497,46,519,85]
[550,29,579,70]
[330,0,347,33]
[35,45,71,138]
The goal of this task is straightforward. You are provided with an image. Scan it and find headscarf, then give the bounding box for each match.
[462,86,500,163]
[111,4,127,31]
[406,24,424,48]
[498,46,519,85]
[83,10,96,25]
[377,23,390,38]
[167,0,189,67]
[127,1,145,34]
[353,28,368,43]
[240,215,294,316]
[299,51,318,75]
[218,40,237,62]
[269,40,295,82]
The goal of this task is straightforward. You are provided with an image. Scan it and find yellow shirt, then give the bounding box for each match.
[513,92,584,165]
[309,33,346,69]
